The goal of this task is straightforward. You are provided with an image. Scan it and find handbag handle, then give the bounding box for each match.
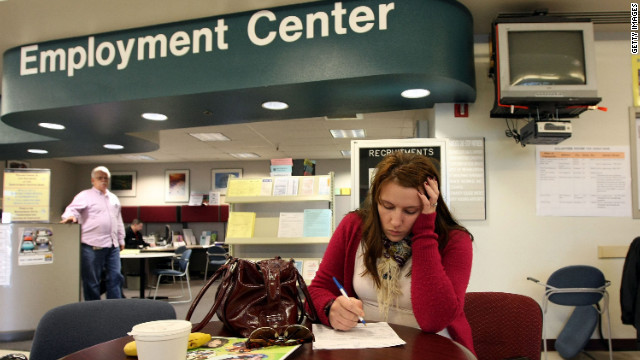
[186,258,237,332]
[293,262,318,323]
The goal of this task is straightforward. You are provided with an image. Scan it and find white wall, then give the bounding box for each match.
[435,33,635,339]
[50,33,636,340]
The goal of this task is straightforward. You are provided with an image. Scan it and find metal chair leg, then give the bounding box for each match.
[168,272,192,304]
[152,274,163,300]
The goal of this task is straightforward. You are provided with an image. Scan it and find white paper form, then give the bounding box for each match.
[312,322,406,350]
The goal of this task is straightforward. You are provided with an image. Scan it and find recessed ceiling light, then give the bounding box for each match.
[230,152,260,159]
[341,150,351,157]
[261,101,289,110]
[27,149,48,154]
[189,132,230,142]
[38,122,65,130]
[121,154,156,161]
[141,112,168,121]
[401,88,431,98]
[104,144,124,150]
[330,129,366,139]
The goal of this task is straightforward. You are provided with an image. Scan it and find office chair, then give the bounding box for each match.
[528,265,612,360]
[28,298,176,360]
[168,245,188,284]
[464,292,542,360]
[204,245,228,282]
[153,248,192,303]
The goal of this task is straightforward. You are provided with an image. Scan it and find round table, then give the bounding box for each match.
[60,321,476,360]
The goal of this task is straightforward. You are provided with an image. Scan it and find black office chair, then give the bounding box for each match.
[28,298,176,360]
[528,265,612,360]
[153,248,192,303]
[204,245,228,282]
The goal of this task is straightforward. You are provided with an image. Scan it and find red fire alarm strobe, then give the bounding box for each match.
[454,103,468,117]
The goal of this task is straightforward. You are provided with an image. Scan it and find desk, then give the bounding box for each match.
[60,321,476,360]
[142,245,225,276]
[119,251,174,299]
[141,245,214,252]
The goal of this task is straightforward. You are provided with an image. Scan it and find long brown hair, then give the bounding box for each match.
[356,151,473,287]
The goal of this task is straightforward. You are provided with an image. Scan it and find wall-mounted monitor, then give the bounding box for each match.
[490,18,601,118]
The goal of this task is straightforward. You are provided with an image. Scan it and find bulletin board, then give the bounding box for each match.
[350,139,447,211]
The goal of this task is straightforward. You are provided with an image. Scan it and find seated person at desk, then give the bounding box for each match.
[307,152,475,354]
[124,219,148,249]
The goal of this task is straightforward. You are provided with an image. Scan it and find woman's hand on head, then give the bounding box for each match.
[328,296,365,331]
[417,177,439,214]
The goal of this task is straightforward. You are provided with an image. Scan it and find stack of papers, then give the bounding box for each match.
[312,322,406,350]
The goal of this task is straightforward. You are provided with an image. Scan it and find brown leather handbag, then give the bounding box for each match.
[186,256,317,337]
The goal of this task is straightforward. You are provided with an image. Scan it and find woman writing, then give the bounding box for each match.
[307,151,475,353]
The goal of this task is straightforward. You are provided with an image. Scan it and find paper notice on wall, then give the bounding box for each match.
[536,146,631,217]
[0,226,11,286]
[447,138,486,220]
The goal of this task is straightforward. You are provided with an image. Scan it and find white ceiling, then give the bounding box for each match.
[0,0,629,164]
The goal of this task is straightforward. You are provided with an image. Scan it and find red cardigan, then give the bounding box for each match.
[307,212,475,353]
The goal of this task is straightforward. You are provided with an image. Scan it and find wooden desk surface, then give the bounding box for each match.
[61,321,476,360]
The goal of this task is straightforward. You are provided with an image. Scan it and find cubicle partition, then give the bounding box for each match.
[0,223,81,341]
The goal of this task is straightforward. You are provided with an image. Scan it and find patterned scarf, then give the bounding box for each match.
[376,235,412,319]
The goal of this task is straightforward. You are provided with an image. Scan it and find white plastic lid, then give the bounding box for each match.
[128,320,192,338]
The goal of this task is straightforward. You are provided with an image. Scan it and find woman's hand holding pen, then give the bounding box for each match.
[329,296,366,331]
[417,177,439,214]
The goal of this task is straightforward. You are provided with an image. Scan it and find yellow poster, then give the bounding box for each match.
[2,169,51,222]
[633,55,640,107]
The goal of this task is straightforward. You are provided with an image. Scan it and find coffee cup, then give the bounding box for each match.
[128,320,192,360]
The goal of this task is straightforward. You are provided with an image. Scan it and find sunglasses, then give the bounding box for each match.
[0,354,28,360]
[245,325,314,349]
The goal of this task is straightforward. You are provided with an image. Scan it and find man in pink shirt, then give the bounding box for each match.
[61,166,125,300]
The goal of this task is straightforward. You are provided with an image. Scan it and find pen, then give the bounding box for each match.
[332,276,366,326]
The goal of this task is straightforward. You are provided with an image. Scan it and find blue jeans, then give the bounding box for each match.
[81,244,123,300]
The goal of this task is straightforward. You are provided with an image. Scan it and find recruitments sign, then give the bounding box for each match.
[351,139,447,210]
[19,3,396,77]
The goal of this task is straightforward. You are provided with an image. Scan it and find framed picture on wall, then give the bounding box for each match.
[110,171,137,197]
[165,169,190,202]
[6,160,30,169]
[211,168,242,194]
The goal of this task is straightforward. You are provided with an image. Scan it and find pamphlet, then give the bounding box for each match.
[260,178,273,196]
[273,177,299,196]
[302,259,320,280]
[182,229,196,246]
[227,179,262,197]
[300,177,315,196]
[317,176,331,195]
[302,209,332,237]
[187,336,300,360]
[277,212,304,238]
[226,212,256,238]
